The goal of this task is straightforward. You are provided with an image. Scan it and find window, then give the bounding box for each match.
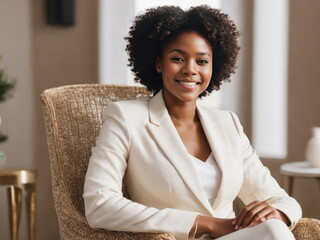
[252,0,289,158]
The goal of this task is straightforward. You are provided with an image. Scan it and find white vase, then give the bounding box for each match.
[306,127,320,167]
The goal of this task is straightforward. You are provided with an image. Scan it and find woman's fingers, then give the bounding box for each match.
[233,201,290,231]
[233,201,277,229]
[233,201,263,229]
[261,209,290,226]
[247,206,274,227]
[240,202,270,228]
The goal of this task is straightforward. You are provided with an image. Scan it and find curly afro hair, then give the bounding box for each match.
[125,5,240,97]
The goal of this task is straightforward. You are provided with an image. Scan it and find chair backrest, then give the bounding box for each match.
[41,84,151,217]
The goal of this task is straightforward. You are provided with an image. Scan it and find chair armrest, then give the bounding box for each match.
[292,218,320,240]
[58,203,177,240]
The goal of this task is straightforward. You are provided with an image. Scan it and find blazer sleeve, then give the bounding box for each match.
[229,112,302,229]
[83,102,198,240]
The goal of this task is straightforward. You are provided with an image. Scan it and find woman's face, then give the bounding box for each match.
[156,31,213,104]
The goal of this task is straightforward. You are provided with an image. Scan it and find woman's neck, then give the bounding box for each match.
[162,91,199,124]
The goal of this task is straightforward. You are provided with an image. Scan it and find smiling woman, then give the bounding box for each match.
[84,5,302,240]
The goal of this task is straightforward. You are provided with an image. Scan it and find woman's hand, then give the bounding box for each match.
[190,215,236,238]
[233,201,290,230]
[206,217,236,238]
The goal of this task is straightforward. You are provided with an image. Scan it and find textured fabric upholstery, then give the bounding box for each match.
[41,84,320,240]
[292,218,320,240]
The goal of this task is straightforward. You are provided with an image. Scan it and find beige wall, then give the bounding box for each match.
[262,0,320,219]
[256,0,320,219]
[0,0,98,239]
[222,0,320,220]
[286,0,320,218]
[0,0,36,238]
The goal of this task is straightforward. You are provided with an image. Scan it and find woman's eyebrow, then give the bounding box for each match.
[198,52,212,57]
[168,49,184,54]
[168,49,211,57]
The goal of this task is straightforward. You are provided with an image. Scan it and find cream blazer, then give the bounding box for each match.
[83,90,302,240]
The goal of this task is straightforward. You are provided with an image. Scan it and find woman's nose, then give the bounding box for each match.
[182,60,197,75]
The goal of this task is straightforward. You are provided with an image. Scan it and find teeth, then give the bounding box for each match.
[178,81,197,86]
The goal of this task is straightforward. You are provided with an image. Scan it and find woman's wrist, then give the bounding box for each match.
[189,215,236,239]
[278,210,291,226]
[189,215,211,239]
[196,215,236,238]
[194,215,215,237]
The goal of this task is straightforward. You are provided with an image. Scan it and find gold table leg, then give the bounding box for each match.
[26,183,36,240]
[7,186,22,240]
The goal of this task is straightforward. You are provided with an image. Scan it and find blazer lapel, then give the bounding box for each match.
[146,91,213,215]
[197,103,234,211]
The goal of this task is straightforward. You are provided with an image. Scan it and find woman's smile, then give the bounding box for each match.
[175,79,201,89]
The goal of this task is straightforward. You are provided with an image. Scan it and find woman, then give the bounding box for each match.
[84,5,302,240]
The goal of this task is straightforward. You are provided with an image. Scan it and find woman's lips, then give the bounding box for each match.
[175,79,201,88]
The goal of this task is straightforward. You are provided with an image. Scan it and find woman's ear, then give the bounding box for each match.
[155,57,162,73]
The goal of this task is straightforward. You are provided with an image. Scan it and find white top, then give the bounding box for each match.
[191,153,222,206]
[280,161,320,177]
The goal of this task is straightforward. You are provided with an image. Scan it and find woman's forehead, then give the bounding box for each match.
[163,31,213,55]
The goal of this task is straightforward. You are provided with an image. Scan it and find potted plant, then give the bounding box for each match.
[0,66,15,167]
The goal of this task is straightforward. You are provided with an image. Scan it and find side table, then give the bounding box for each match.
[0,169,36,240]
[280,161,320,196]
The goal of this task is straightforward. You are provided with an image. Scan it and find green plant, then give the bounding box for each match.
[0,68,15,102]
[0,67,15,143]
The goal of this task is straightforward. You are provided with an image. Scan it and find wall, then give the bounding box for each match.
[0,0,35,238]
[262,0,320,219]
[0,0,98,239]
[256,0,320,220]
[287,0,320,218]
[222,0,320,219]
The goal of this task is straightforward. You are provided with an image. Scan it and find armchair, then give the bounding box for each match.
[41,84,320,240]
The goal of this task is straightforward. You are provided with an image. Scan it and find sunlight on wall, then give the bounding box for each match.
[252,0,289,158]
[98,0,135,85]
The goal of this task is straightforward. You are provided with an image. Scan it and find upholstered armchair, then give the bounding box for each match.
[41,84,320,240]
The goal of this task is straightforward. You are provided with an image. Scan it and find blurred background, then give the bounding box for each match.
[0,0,319,239]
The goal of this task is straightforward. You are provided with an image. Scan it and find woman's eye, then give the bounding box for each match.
[171,57,184,62]
[198,59,209,64]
